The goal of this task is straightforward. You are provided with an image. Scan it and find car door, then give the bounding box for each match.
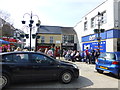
[8,53,32,79]
[30,53,59,80]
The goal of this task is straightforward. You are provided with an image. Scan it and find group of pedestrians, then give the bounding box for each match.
[84,47,100,64]
[63,50,81,62]
[63,47,100,64]
[37,45,56,59]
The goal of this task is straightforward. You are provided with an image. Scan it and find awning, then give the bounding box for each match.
[0,39,9,44]
[2,37,17,42]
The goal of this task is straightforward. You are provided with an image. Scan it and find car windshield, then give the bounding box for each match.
[99,53,116,60]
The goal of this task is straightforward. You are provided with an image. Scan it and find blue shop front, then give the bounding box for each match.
[82,29,120,52]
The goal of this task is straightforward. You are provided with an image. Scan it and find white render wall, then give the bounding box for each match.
[106,38,117,52]
[74,0,120,51]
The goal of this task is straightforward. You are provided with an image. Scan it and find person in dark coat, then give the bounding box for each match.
[91,49,95,64]
[95,49,100,59]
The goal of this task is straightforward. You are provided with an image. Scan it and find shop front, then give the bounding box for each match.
[61,43,77,50]
[2,37,22,51]
[0,39,10,52]
[82,29,120,52]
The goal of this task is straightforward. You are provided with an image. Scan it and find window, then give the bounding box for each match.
[2,54,13,62]
[31,54,53,64]
[62,35,74,43]
[101,11,107,24]
[99,53,116,60]
[84,21,87,30]
[91,17,95,28]
[41,36,45,43]
[13,54,29,63]
[50,36,53,43]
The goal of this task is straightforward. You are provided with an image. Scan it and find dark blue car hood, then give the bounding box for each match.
[58,60,74,66]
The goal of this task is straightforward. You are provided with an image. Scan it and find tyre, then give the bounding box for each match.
[0,74,10,88]
[97,69,104,73]
[117,71,120,79]
[60,71,73,84]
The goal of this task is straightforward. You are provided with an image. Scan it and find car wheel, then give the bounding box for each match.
[60,71,73,84]
[97,69,103,73]
[0,74,10,88]
[117,71,120,79]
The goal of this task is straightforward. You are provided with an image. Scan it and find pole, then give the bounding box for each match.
[30,27,32,51]
[35,36,37,52]
[98,16,100,51]
[30,11,32,51]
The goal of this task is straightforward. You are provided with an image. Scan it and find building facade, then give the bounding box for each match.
[36,25,77,54]
[74,0,120,52]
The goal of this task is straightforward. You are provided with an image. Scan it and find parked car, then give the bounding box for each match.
[0,51,79,88]
[95,52,120,78]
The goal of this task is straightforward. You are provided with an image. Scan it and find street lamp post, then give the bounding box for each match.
[97,12,101,50]
[94,12,105,52]
[22,11,41,51]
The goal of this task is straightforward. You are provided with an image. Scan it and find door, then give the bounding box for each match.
[3,53,32,79]
[30,53,59,80]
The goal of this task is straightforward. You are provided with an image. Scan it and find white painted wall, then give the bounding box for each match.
[74,0,120,51]
[106,38,117,52]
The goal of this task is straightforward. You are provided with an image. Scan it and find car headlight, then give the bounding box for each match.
[72,64,78,69]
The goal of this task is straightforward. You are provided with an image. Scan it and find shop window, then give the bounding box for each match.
[62,35,74,43]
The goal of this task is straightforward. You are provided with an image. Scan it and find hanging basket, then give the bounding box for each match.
[32,34,36,39]
[20,34,25,38]
[25,34,29,39]
[36,36,40,39]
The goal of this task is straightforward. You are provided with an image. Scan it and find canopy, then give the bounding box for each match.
[0,39,9,44]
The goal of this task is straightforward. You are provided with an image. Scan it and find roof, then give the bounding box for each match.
[37,25,76,35]
[37,25,62,34]
[61,27,76,35]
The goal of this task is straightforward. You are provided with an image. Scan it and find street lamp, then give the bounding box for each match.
[21,11,41,51]
[94,12,105,52]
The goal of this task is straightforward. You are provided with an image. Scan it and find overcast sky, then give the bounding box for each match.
[0,0,106,29]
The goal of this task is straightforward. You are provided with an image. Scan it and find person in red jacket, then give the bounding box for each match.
[84,47,90,64]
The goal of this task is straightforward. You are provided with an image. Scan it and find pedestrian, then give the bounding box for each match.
[84,47,91,64]
[74,51,81,61]
[2,47,7,52]
[14,47,21,51]
[81,51,85,62]
[37,48,42,52]
[95,49,100,59]
[44,48,48,54]
[70,50,76,62]
[50,45,56,59]
[47,48,53,57]
[91,49,95,64]
[63,49,67,58]
[65,50,71,60]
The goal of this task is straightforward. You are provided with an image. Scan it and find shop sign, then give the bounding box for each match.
[89,35,96,41]
[56,41,61,43]
[62,43,74,46]
[82,41,106,52]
